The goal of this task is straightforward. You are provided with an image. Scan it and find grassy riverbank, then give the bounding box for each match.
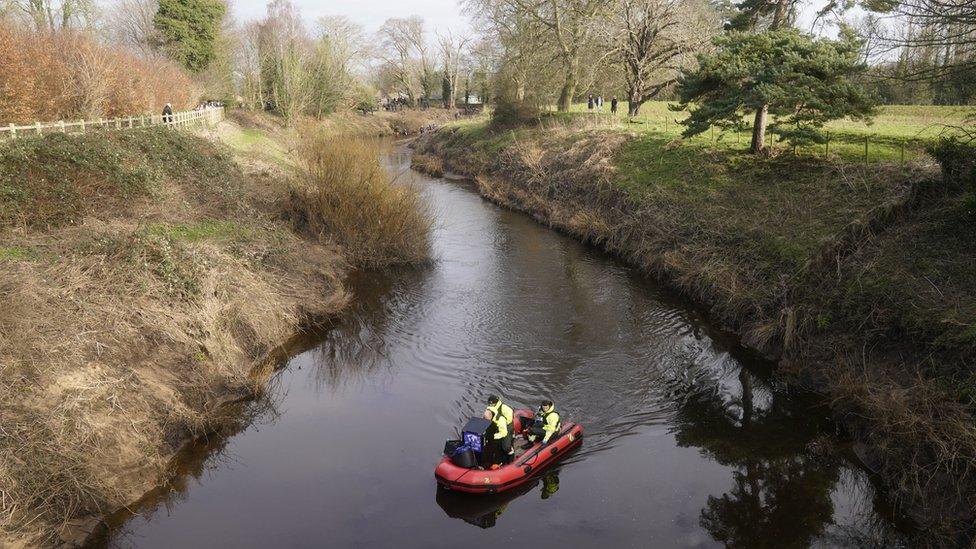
[414,109,976,545]
[0,109,436,547]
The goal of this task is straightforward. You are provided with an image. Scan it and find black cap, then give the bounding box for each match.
[487,395,499,405]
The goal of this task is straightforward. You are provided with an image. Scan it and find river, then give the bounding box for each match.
[88,141,913,548]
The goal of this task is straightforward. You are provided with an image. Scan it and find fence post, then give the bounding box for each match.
[35,121,41,136]
[80,119,85,133]
[901,142,906,166]
[116,117,121,130]
[825,131,830,158]
[864,136,868,163]
[60,120,66,134]
[8,123,15,139]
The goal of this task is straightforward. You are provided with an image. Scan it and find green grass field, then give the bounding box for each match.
[547,101,972,163]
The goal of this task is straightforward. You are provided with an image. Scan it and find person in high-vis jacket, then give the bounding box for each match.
[527,400,561,446]
[481,408,507,466]
[486,395,514,464]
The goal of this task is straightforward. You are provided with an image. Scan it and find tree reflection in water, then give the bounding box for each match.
[673,365,907,547]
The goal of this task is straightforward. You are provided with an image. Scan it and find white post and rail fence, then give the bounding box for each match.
[0,106,224,140]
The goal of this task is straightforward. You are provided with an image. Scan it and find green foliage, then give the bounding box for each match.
[353,84,380,114]
[0,129,240,228]
[0,246,35,261]
[442,76,452,107]
[490,99,542,130]
[927,137,976,195]
[154,0,226,73]
[676,28,877,147]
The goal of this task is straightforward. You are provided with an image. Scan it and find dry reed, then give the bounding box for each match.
[284,132,433,268]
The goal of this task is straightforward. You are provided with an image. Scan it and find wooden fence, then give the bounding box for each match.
[0,107,224,140]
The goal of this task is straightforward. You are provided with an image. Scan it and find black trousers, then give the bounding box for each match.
[501,432,513,462]
[529,425,549,441]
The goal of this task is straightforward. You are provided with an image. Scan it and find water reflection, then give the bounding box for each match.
[87,141,914,548]
[435,470,562,529]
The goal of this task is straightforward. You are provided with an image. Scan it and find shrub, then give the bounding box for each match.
[0,24,199,124]
[285,133,432,267]
[490,98,542,130]
[927,137,976,194]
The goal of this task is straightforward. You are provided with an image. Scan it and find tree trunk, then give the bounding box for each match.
[771,0,789,29]
[557,56,579,112]
[513,76,526,102]
[739,368,753,427]
[751,105,768,153]
[557,70,576,112]
[628,88,642,116]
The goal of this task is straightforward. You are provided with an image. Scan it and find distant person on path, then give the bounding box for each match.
[587,94,594,111]
[597,95,604,112]
[611,96,618,115]
[162,103,173,123]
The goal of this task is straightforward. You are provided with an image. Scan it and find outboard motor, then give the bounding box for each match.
[443,417,493,469]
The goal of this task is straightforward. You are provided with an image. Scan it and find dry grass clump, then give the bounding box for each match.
[284,132,432,268]
[0,24,198,124]
[410,153,444,177]
[387,110,436,135]
[823,361,976,545]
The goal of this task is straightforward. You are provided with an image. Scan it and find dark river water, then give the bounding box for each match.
[89,141,913,548]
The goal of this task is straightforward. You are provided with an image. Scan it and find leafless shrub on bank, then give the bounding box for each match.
[284,131,433,268]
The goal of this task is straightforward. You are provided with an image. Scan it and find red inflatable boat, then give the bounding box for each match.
[435,409,583,494]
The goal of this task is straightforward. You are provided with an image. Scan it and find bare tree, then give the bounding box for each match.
[499,0,609,111]
[466,37,501,104]
[465,0,539,101]
[9,0,96,31]
[378,16,434,103]
[610,0,717,116]
[307,16,368,115]
[105,0,161,57]
[867,0,976,92]
[438,29,470,108]
[258,0,312,121]
[238,20,264,109]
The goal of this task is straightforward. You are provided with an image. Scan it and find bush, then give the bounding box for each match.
[352,84,379,114]
[927,137,976,194]
[285,133,432,267]
[490,98,542,130]
[0,24,199,123]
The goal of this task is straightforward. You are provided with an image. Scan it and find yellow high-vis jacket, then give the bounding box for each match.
[487,401,514,440]
[541,408,561,443]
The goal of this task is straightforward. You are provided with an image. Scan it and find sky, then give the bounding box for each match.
[230,0,472,35]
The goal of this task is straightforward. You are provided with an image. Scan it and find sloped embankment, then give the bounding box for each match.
[414,123,976,545]
[0,129,352,547]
